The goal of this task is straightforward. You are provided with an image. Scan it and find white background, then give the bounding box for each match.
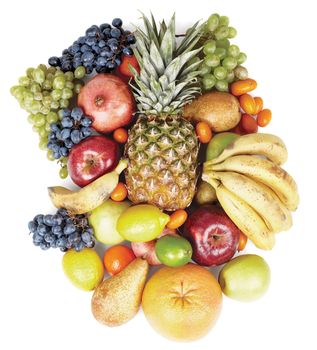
[0,0,316,349]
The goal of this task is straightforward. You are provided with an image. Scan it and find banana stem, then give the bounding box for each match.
[115,159,128,174]
[202,172,220,189]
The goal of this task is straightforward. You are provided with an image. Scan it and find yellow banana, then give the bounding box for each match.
[48,159,127,214]
[207,155,299,211]
[208,171,292,233]
[203,175,275,250]
[210,133,288,165]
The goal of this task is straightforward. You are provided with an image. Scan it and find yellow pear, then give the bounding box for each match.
[91,258,149,327]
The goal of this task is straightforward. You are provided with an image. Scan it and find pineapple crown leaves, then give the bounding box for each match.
[129,12,204,115]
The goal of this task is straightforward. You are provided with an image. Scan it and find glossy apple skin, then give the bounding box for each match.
[182,205,240,266]
[68,135,119,187]
[78,74,135,133]
[131,228,178,265]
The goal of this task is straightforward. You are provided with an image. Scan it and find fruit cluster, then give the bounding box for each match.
[14,12,299,343]
[48,18,135,74]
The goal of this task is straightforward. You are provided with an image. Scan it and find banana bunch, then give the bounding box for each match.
[48,160,127,214]
[202,133,299,250]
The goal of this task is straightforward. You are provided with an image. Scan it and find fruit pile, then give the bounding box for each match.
[13,13,299,342]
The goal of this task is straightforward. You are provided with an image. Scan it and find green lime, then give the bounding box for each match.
[155,235,192,267]
[116,204,170,242]
[62,248,104,291]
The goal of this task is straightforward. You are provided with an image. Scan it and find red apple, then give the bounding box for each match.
[78,74,135,133]
[182,205,240,266]
[68,135,119,187]
[131,228,178,265]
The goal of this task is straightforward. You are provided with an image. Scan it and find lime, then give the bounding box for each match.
[62,248,104,291]
[206,132,239,160]
[116,204,170,242]
[155,235,192,267]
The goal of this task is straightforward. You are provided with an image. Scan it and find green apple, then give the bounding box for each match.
[218,254,270,301]
[89,200,131,245]
[206,132,239,160]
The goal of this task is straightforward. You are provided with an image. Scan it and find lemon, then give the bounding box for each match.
[116,204,170,242]
[62,248,104,291]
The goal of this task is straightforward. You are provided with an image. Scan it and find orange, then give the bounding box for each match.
[142,263,222,341]
[104,245,136,276]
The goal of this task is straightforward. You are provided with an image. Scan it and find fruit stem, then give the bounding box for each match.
[115,159,128,174]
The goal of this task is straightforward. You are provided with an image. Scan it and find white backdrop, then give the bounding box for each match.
[1,0,316,349]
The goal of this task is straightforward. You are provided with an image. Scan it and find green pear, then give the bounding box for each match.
[89,199,130,245]
[206,132,239,161]
[91,258,149,327]
[218,254,270,301]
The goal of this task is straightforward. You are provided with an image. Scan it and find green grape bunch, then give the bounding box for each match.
[199,14,249,92]
[10,64,85,178]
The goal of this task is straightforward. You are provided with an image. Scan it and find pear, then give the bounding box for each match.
[91,258,149,327]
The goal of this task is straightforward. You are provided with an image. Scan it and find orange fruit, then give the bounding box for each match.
[142,263,222,341]
[104,245,136,276]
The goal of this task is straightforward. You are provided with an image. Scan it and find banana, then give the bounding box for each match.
[206,155,299,211]
[208,171,292,233]
[48,159,127,214]
[210,133,288,165]
[203,175,275,250]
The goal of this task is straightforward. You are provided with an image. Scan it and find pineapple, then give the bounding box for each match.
[125,13,203,211]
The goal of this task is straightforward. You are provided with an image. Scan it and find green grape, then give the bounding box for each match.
[33,92,43,101]
[64,71,74,81]
[53,76,66,90]
[51,89,62,101]
[38,126,47,138]
[202,74,216,90]
[58,109,64,120]
[32,125,40,133]
[199,63,212,76]
[42,90,50,97]
[215,80,229,91]
[33,113,46,127]
[226,70,235,83]
[219,16,229,26]
[46,73,55,81]
[26,68,34,78]
[42,95,53,107]
[216,39,230,49]
[30,101,41,114]
[32,68,45,84]
[214,66,227,80]
[30,83,41,93]
[207,14,220,32]
[74,83,82,94]
[47,149,55,161]
[42,80,52,90]
[23,91,34,102]
[40,105,50,115]
[50,101,59,109]
[45,122,52,132]
[54,70,64,77]
[39,138,48,151]
[37,64,47,74]
[59,99,69,108]
[215,25,229,40]
[46,111,58,124]
[203,40,216,55]
[228,27,237,39]
[237,52,247,64]
[74,66,86,79]
[27,114,36,124]
[59,166,68,179]
[65,81,74,90]
[19,76,31,86]
[47,67,56,75]
[204,54,220,68]
[214,48,227,60]
[222,57,238,70]
[234,66,248,80]
[228,45,240,58]
[62,88,73,99]
[11,86,25,99]
[60,157,68,166]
